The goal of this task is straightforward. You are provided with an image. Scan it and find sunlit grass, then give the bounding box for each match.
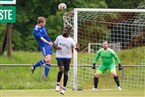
[0,67,58,89]
[0,46,144,89]
[0,89,144,97]
[1,46,144,65]
[0,51,57,64]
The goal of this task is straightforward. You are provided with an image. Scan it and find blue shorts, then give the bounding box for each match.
[40,46,52,56]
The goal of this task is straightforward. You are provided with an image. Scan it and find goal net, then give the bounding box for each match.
[88,42,121,53]
[63,9,145,90]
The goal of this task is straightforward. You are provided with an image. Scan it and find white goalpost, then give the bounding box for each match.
[63,8,145,90]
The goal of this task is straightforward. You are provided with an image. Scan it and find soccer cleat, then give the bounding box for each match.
[42,76,47,81]
[60,87,66,95]
[60,89,65,95]
[91,88,98,91]
[55,85,60,92]
[31,66,35,73]
[118,87,122,91]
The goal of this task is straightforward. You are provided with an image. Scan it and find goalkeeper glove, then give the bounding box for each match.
[92,63,96,69]
[118,64,123,71]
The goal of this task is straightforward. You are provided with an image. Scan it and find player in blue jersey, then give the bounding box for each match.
[31,16,53,80]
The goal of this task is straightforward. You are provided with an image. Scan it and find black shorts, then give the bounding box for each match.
[56,58,71,71]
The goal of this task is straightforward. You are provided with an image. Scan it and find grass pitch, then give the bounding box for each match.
[1,89,144,97]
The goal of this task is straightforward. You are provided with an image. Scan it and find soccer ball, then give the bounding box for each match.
[58,3,67,11]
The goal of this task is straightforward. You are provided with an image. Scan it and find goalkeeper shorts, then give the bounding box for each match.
[97,63,116,74]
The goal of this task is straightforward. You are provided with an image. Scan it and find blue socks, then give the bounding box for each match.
[33,59,46,68]
[44,64,50,77]
[33,60,51,77]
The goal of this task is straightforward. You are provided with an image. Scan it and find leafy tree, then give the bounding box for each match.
[11,0,108,51]
[105,0,142,8]
[1,0,143,52]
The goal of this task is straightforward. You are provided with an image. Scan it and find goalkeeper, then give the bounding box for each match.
[92,41,123,91]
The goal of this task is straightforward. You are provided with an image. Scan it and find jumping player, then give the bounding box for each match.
[31,16,53,80]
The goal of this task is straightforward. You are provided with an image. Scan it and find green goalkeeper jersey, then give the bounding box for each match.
[93,48,120,65]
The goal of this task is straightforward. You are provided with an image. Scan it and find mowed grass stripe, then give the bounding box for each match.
[0,89,144,97]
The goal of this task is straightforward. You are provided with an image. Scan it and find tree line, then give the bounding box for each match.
[0,0,143,52]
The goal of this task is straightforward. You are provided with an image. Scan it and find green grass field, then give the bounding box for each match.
[0,46,145,64]
[1,89,144,97]
[0,47,144,90]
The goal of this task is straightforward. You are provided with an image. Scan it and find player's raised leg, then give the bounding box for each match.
[31,59,46,73]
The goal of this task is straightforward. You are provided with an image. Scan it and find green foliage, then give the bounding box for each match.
[0,24,6,48]
[118,46,145,65]
[12,30,22,50]
[1,0,108,51]
[105,0,142,8]
[0,0,143,51]
[137,1,145,8]
[77,12,118,51]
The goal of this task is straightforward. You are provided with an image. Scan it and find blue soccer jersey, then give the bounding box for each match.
[33,25,52,55]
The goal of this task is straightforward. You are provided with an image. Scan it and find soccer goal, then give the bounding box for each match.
[63,8,145,90]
